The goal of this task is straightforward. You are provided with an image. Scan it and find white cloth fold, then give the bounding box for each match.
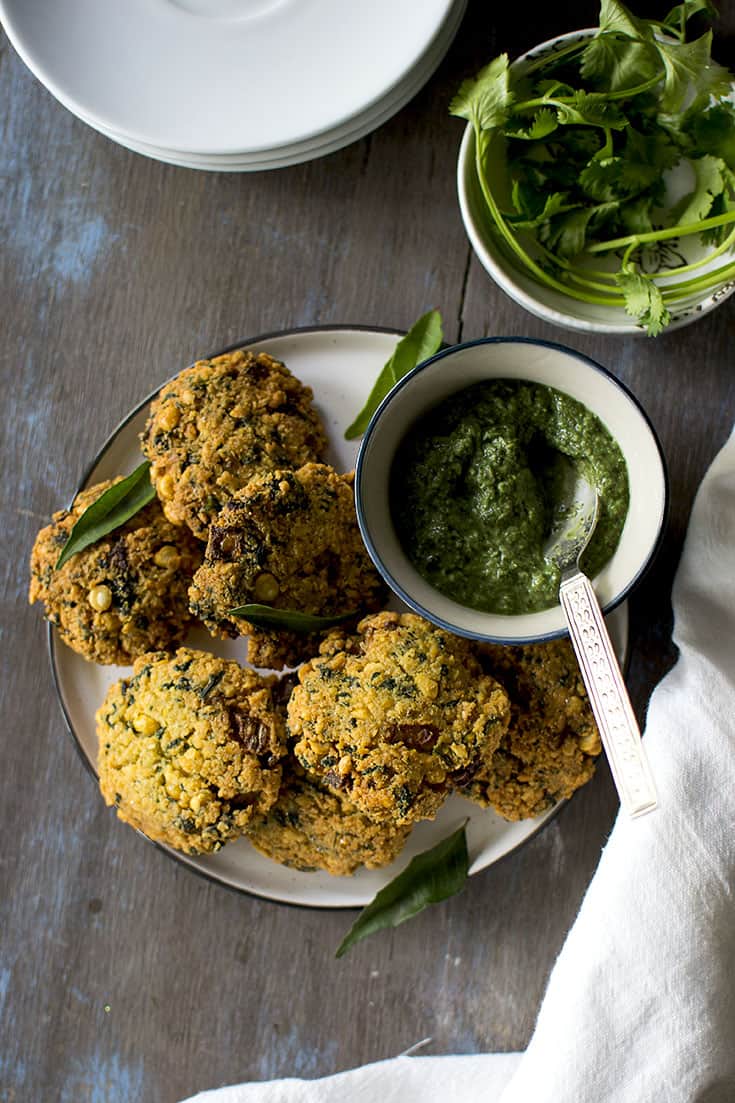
[182,425,735,1103]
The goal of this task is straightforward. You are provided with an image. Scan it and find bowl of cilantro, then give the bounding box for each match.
[454,0,735,336]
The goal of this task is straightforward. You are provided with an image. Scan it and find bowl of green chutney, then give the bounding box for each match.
[355,337,668,644]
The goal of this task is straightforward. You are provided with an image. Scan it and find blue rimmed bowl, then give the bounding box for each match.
[355,337,668,644]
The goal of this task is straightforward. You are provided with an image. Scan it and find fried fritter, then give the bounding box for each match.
[246,760,411,876]
[140,349,327,540]
[288,611,510,826]
[96,647,287,854]
[29,479,202,665]
[464,638,600,820]
[188,463,388,669]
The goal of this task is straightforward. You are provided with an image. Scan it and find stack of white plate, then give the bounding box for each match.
[0,0,467,171]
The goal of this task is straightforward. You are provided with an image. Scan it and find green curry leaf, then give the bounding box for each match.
[343,310,444,440]
[55,461,156,569]
[335,823,469,958]
[228,604,358,632]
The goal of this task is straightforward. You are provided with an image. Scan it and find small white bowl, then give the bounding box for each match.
[456,30,735,336]
[355,337,668,644]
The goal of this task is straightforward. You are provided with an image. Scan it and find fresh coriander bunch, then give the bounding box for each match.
[451,0,735,335]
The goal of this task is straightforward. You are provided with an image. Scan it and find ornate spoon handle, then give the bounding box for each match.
[560,570,658,818]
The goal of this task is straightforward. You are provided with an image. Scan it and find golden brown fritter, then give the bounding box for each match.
[464,638,600,820]
[288,611,510,826]
[188,463,388,670]
[96,648,287,854]
[29,479,202,665]
[140,348,327,540]
[246,760,411,876]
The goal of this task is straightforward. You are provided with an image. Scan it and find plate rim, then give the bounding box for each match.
[0,0,460,155]
[47,323,629,909]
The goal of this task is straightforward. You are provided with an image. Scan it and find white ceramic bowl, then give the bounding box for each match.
[456,30,735,336]
[355,337,668,643]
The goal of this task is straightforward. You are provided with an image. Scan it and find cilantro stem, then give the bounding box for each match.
[658,261,735,297]
[587,210,735,253]
[474,129,627,306]
[520,39,588,77]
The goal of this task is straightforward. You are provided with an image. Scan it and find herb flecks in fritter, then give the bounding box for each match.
[29,479,202,665]
[189,463,388,670]
[288,612,510,826]
[465,638,601,820]
[141,349,327,540]
[246,761,411,876]
[96,648,287,854]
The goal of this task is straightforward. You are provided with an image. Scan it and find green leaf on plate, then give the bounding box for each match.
[55,461,156,569]
[335,822,469,958]
[343,309,443,440]
[228,604,358,633]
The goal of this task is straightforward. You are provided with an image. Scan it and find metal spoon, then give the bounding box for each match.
[544,463,658,819]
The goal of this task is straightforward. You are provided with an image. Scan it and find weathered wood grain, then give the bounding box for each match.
[2,1,734,1099]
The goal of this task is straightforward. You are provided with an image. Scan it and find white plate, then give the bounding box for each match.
[50,326,628,907]
[0,0,456,155]
[73,0,467,172]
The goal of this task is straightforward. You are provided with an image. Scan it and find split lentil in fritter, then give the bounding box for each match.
[96,647,287,854]
[29,479,202,665]
[464,638,601,820]
[189,463,388,669]
[288,611,511,826]
[246,760,411,876]
[140,348,327,540]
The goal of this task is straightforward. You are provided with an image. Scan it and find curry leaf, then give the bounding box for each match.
[335,823,469,958]
[343,309,443,440]
[228,604,358,632]
[55,461,156,569]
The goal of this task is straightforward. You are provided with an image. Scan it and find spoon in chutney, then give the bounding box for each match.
[544,461,658,819]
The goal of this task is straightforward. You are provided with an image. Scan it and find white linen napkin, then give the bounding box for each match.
[182,424,735,1103]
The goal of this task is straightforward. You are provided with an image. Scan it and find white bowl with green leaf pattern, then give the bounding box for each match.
[456,27,735,336]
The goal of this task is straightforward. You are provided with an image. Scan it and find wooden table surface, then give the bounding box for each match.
[2,2,734,1099]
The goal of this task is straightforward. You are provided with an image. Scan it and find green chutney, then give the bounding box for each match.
[390,379,629,615]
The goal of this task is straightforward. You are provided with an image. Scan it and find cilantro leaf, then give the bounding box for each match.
[663,0,718,34]
[581,35,659,92]
[449,54,513,131]
[541,207,598,256]
[555,91,629,128]
[656,32,733,113]
[597,0,652,39]
[682,102,735,170]
[616,267,671,334]
[671,154,725,224]
[504,107,558,140]
[508,188,576,229]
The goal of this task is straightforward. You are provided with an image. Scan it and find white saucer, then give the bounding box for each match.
[1,0,459,156]
[50,326,628,907]
[26,0,466,171]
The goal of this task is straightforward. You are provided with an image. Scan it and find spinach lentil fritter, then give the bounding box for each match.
[246,760,411,876]
[189,463,388,670]
[464,638,601,820]
[140,348,327,540]
[288,611,511,826]
[96,648,287,854]
[29,479,202,665]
